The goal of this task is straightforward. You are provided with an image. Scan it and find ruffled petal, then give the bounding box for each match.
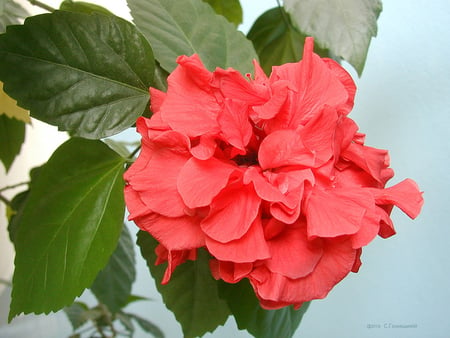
[252,80,290,120]
[266,37,352,131]
[206,217,270,263]
[218,99,252,150]
[306,188,374,238]
[177,157,238,208]
[130,133,190,217]
[149,87,167,113]
[265,226,323,279]
[243,166,285,202]
[258,129,315,170]
[201,183,261,243]
[135,213,205,251]
[342,142,394,185]
[160,55,220,136]
[249,237,356,304]
[301,105,339,165]
[190,135,217,160]
[210,260,253,283]
[370,179,424,219]
[155,244,197,284]
[124,185,151,219]
[212,67,269,105]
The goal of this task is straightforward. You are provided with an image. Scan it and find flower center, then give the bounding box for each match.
[233,152,258,167]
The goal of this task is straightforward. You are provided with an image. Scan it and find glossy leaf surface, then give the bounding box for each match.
[9,138,125,319]
[0,11,154,139]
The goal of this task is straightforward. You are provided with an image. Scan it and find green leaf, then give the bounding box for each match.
[116,312,135,334]
[0,10,154,139]
[125,294,151,305]
[0,114,25,172]
[247,7,331,75]
[7,190,28,242]
[90,224,136,313]
[64,301,90,330]
[59,0,114,15]
[128,313,165,338]
[127,0,257,74]
[9,138,125,320]
[137,231,230,338]
[284,0,382,75]
[202,0,242,26]
[1,81,30,123]
[0,0,29,33]
[219,279,310,338]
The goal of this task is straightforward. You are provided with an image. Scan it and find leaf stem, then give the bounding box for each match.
[27,0,56,12]
[0,278,12,287]
[128,145,141,161]
[276,0,293,29]
[0,194,11,206]
[0,181,29,193]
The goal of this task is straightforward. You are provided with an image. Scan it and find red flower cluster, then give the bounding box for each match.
[124,38,423,309]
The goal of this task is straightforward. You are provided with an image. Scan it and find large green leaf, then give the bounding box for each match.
[90,224,135,313]
[0,113,24,172]
[202,0,242,26]
[127,313,165,338]
[127,0,257,74]
[219,280,310,338]
[0,11,154,139]
[247,7,330,75]
[284,0,382,75]
[9,138,125,320]
[137,231,230,338]
[0,0,29,33]
[59,0,114,15]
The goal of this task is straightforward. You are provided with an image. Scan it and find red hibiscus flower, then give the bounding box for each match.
[124,37,423,309]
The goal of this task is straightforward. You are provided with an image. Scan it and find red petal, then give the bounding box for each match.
[249,237,356,303]
[136,214,205,251]
[265,226,323,279]
[155,244,197,284]
[342,142,394,185]
[243,167,285,202]
[124,185,151,219]
[252,80,290,120]
[212,67,269,106]
[266,38,351,131]
[370,179,424,219]
[322,58,356,114]
[201,183,261,243]
[160,55,220,137]
[190,135,217,160]
[301,105,339,165]
[177,157,237,208]
[206,217,270,263]
[306,188,374,238]
[209,260,253,283]
[218,99,252,150]
[258,129,315,170]
[149,87,166,113]
[130,139,190,217]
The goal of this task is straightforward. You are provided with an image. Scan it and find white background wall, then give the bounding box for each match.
[0,0,449,337]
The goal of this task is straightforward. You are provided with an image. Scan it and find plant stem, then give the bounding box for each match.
[276,0,293,29]
[128,145,141,160]
[0,181,29,193]
[27,0,56,12]
[0,194,11,206]
[0,278,12,287]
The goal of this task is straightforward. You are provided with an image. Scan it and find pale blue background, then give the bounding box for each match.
[1,0,449,337]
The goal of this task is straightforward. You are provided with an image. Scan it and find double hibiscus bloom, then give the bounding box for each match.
[124,38,423,309]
